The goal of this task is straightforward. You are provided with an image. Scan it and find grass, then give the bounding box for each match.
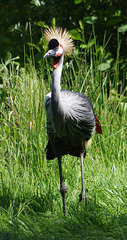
[0,44,127,240]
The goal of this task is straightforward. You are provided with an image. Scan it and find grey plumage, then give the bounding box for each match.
[45,90,96,159]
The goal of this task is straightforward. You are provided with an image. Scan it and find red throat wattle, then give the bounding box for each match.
[53,59,59,69]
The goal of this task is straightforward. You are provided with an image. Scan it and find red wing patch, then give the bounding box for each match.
[95,115,102,134]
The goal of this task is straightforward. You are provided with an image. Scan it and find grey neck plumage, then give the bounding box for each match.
[51,54,64,114]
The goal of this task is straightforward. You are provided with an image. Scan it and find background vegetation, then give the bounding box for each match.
[0,0,127,239]
[0,0,127,65]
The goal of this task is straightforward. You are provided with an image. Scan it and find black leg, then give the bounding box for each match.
[79,152,88,205]
[58,157,67,216]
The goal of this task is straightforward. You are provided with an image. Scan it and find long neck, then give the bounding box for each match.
[51,54,64,109]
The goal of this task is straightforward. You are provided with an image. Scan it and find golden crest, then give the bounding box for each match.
[44,27,74,55]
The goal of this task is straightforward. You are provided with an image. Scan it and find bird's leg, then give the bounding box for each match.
[58,157,67,216]
[79,152,88,205]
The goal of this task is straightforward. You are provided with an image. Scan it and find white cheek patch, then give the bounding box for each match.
[55,45,63,57]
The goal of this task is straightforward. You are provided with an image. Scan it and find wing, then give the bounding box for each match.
[45,90,96,141]
[45,90,102,159]
[60,90,96,141]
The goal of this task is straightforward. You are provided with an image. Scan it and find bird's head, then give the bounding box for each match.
[44,28,74,69]
[44,39,64,69]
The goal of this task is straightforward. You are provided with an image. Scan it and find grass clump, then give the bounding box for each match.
[0,44,127,240]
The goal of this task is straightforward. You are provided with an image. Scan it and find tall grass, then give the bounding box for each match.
[0,41,127,240]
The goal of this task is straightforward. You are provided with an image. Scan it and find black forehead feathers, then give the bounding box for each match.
[48,39,59,49]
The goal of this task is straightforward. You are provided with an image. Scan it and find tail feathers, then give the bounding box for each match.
[95,115,102,134]
[46,141,55,160]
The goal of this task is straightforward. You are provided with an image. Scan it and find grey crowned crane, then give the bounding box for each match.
[44,28,102,216]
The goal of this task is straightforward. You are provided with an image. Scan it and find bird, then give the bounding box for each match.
[44,27,102,216]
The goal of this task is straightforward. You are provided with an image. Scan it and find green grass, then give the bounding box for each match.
[0,48,127,240]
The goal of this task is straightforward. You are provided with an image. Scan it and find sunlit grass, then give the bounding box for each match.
[0,47,127,240]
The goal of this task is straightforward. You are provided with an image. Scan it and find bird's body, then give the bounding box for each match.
[44,28,102,215]
[45,89,96,159]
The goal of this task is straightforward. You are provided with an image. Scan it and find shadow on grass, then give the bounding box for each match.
[0,197,127,240]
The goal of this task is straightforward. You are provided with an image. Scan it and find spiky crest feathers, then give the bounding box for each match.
[44,27,74,55]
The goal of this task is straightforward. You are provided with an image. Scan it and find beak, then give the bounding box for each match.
[44,49,56,58]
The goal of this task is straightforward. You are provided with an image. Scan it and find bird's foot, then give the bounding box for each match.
[79,189,88,206]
